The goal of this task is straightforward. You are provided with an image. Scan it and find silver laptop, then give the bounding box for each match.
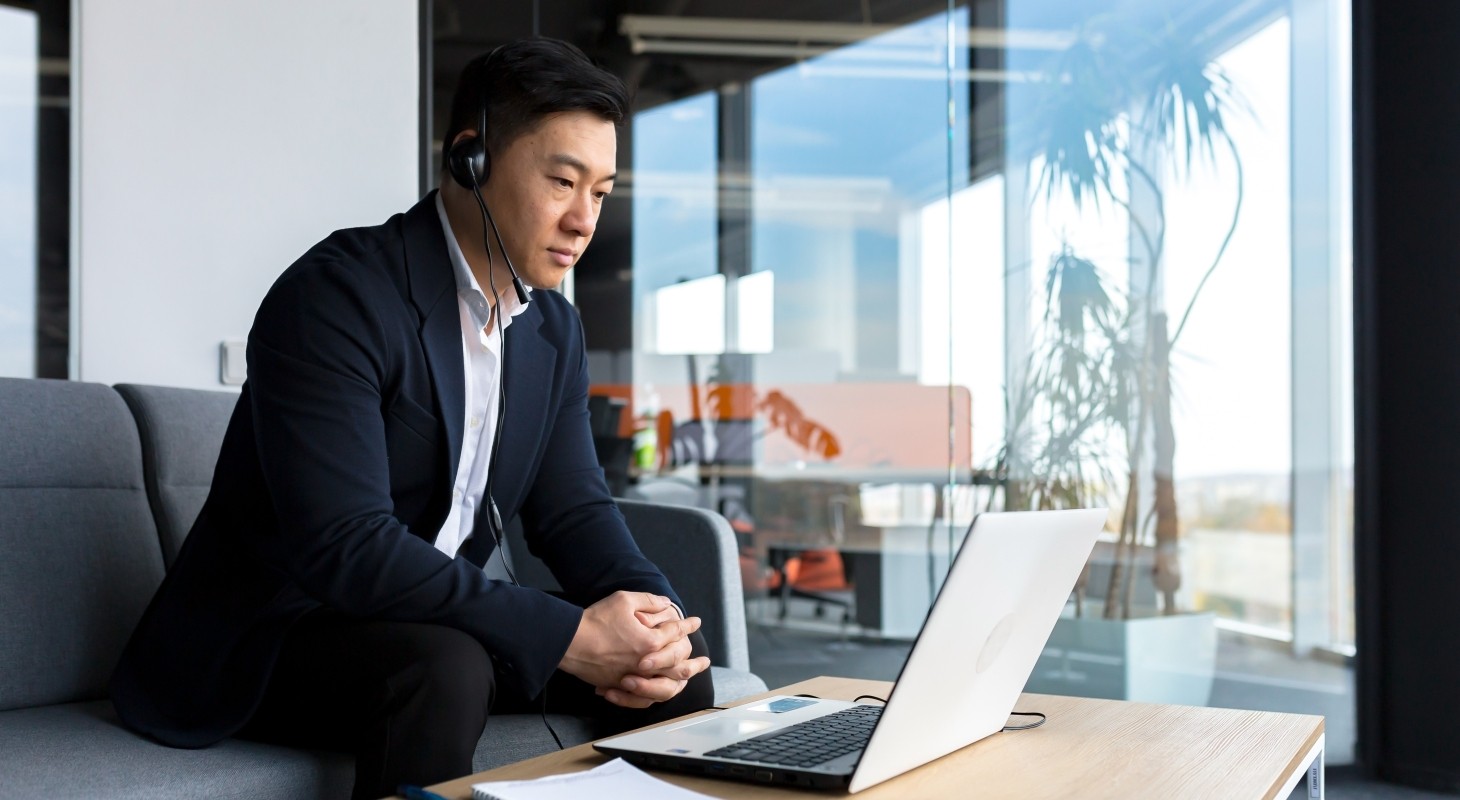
[595,508,1107,793]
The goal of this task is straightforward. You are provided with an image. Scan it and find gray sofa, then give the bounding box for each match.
[0,377,765,798]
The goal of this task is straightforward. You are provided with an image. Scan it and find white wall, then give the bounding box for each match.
[75,0,419,388]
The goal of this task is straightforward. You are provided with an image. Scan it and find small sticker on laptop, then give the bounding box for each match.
[750,697,818,713]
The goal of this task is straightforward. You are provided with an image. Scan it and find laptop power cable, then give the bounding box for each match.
[819,693,1047,733]
[1002,711,1047,732]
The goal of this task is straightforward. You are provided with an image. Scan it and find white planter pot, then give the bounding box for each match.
[1025,611,1217,706]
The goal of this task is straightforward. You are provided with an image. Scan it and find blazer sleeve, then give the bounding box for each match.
[246,257,582,699]
[517,307,685,613]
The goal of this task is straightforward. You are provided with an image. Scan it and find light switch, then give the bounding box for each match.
[220,339,247,385]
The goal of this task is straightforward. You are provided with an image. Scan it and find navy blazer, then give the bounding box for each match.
[111,192,680,748]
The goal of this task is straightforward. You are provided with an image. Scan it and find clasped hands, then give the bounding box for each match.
[558,591,710,709]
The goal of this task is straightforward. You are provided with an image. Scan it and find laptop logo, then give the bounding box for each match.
[976,613,1016,674]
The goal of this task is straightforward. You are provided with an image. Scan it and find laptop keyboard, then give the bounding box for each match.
[704,704,883,768]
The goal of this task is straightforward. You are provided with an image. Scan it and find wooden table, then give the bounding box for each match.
[416,676,1325,799]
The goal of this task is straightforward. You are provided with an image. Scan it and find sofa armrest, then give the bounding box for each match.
[615,499,751,672]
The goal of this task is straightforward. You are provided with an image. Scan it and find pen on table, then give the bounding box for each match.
[397,785,450,800]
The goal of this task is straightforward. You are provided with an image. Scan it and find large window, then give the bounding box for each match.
[0,0,67,380]
[433,0,1355,763]
[0,4,37,377]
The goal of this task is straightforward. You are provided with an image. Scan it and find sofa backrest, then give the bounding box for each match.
[106,382,754,674]
[0,378,167,711]
[114,384,238,567]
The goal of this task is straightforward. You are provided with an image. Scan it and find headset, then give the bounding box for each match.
[445,49,529,587]
[440,50,598,750]
[447,49,531,307]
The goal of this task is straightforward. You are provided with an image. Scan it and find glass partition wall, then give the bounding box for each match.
[0,0,68,380]
[433,0,1355,762]
[1,4,38,377]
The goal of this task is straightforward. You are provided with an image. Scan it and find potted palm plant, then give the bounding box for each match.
[992,16,1250,704]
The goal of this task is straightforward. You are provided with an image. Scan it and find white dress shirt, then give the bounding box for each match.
[429,196,685,618]
[432,193,532,560]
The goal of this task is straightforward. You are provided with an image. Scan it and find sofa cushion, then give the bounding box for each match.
[114,384,239,567]
[0,701,354,799]
[0,693,771,798]
[0,378,165,712]
[0,700,609,798]
[472,713,598,773]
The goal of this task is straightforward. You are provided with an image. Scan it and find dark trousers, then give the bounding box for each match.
[238,607,715,800]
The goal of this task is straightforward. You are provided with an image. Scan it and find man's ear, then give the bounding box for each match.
[447,129,489,189]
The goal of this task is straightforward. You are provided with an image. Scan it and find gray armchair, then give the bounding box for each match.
[502,499,761,691]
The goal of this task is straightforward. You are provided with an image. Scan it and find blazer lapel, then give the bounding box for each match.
[459,301,557,568]
[401,191,464,484]
[492,300,557,516]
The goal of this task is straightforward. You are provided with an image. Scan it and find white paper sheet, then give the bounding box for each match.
[471,758,717,800]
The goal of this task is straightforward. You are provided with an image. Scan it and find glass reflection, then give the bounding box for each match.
[0,6,37,378]
[432,0,1355,764]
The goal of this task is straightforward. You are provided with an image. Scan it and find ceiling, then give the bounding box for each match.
[431,0,976,119]
[425,0,1284,348]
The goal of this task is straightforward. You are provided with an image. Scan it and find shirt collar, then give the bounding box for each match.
[435,191,533,332]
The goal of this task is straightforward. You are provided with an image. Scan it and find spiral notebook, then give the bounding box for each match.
[470,758,714,800]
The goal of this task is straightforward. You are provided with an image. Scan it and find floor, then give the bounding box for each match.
[743,597,1454,799]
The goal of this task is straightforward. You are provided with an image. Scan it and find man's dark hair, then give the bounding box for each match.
[441,38,630,172]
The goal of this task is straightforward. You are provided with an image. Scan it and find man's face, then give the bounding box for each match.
[478,110,616,290]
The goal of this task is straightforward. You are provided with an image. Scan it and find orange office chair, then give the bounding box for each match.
[774,495,854,622]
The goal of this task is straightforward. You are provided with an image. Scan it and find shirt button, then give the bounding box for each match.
[470,416,481,428]
[453,489,462,501]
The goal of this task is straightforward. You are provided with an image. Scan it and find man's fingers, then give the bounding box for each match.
[593,655,707,708]
[649,655,710,682]
[596,658,705,707]
[643,615,701,652]
[638,633,692,672]
[684,655,711,680]
[633,615,703,671]
[624,591,673,613]
[639,653,709,682]
[617,674,689,704]
[635,607,679,629]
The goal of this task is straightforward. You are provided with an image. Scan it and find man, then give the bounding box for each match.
[111,39,713,799]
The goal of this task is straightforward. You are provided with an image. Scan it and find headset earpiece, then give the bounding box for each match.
[450,48,529,307]
[447,135,489,189]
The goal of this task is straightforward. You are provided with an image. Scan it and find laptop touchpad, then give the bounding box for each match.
[670,717,777,741]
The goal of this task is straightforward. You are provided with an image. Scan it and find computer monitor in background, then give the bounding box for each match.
[587,395,632,496]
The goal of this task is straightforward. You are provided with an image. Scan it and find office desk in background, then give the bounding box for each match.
[412,675,1325,799]
[764,530,974,637]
